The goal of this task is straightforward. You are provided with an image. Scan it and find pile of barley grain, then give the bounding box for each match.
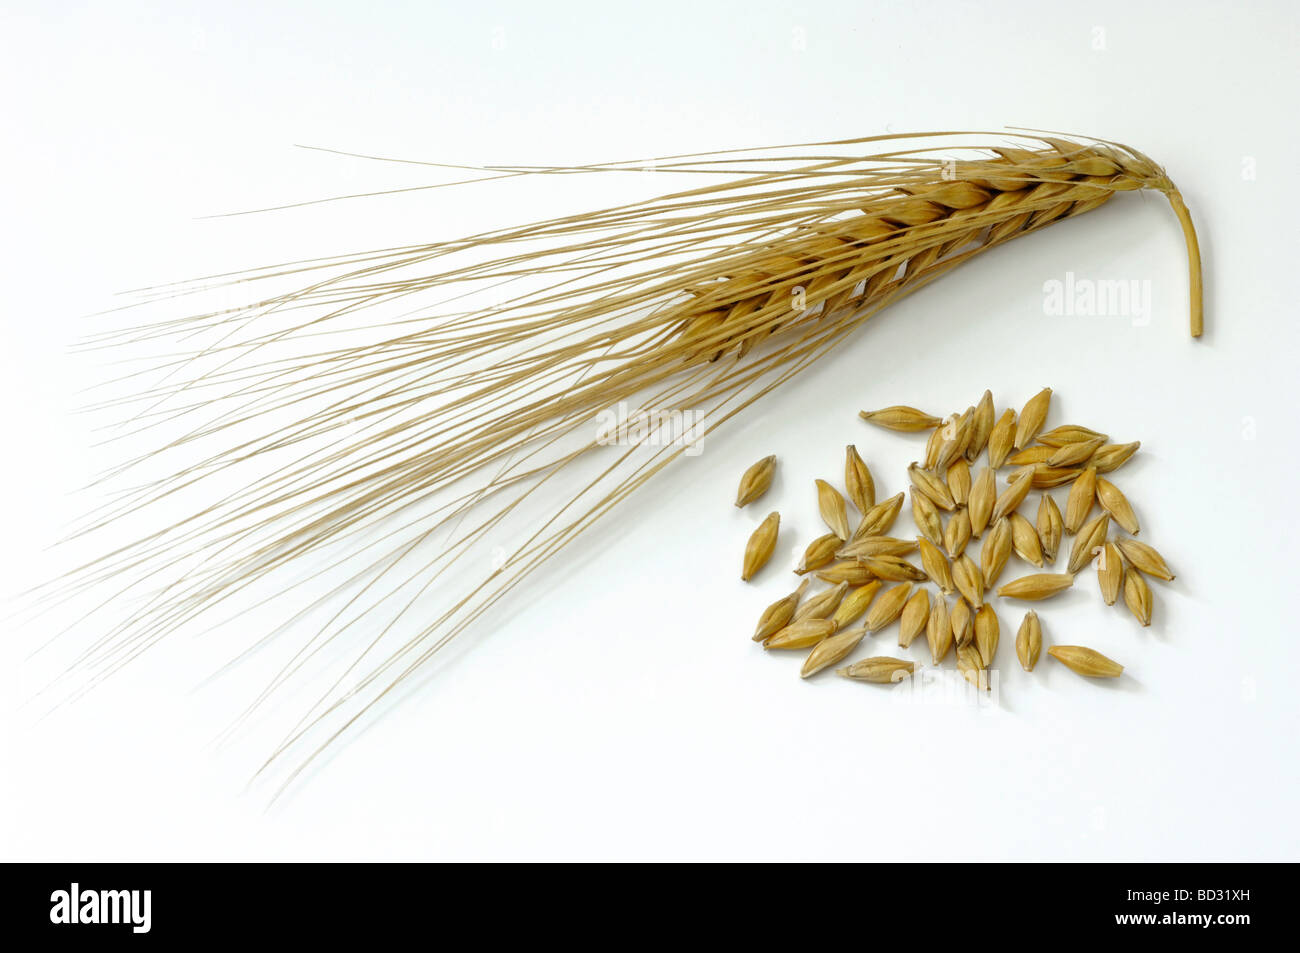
[737,389,1175,687]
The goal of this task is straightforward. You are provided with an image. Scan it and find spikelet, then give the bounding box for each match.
[946,459,971,506]
[911,489,945,548]
[1091,441,1142,473]
[1123,569,1154,626]
[1036,494,1063,562]
[797,533,842,574]
[987,409,1017,469]
[968,390,995,462]
[944,508,972,559]
[1036,425,1107,448]
[980,516,1013,588]
[794,581,851,621]
[968,467,996,537]
[909,463,956,511]
[1047,645,1124,678]
[753,578,811,642]
[1008,512,1045,568]
[950,597,975,648]
[845,445,876,513]
[952,554,985,608]
[865,582,914,633]
[743,512,781,581]
[835,536,916,560]
[974,604,1000,667]
[1067,513,1110,574]
[816,479,852,540]
[1015,611,1042,671]
[899,589,931,648]
[1014,388,1053,449]
[837,657,916,684]
[1115,539,1175,581]
[815,561,876,586]
[918,537,956,594]
[1065,466,1098,534]
[854,492,905,540]
[831,581,882,628]
[1097,541,1125,607]
[860,406,942,432]
[1095,477,1140,535]
[927,594,954,664]
[736,455,778,507]
[802,626,869,678]
[765,618,838,650]
[997,573,1074,601]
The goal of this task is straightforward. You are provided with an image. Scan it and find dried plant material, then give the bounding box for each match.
[946,459,971,506]
[796,533,841,574]
[836,536,916,560]
[1029,465,1082,489]
[997,572,1074,600]
[837,657,916,684]
[918,537,955,593]
[909,463,956,511]
[743,512,781,581]
[938,407,975,471]
[854,492,904,540]
[950,597,974,647]
[1047,645,1123,678]
[967,390,995,462]
[968,467,996,537]
[1015,611,1042,671]
[974,604,1000,666]
[795,581,851,620]
[923,425,945,470]
[927,595,953,664]
[815,561,876,586]
[899,589,931,648]
[816,479,851,540]
[1095,477,1140,535]
[911,489,944,548]
[944,507,972,558]
[1037,425,1108,448]
[980,517,1013,588]
[752,578,811,642]
[1114,539,1174,581]
[1036,494,1063,562]
[801,626,868,678]
[861,556,927,582]
[1097,541,1124,606]
[1008,446,1056,467]
[1065,466,1098,534]
[80,133,1205,783]
[956,644,989,690]
[859,406,942,432]
[1046,436,1107,468]
[991,468,1034,523]
[1014,387,1053,449]
[845,445,876,513]
[1090,441,1141,473]
[765,618,838,650]
[1123,568,1154,626]
[1008,512,1045,567]
[735,455,777,507]
[831,581,882,629]
[865,582,914,633]
[952,554,985,608]
[987,409,1016,469]
[1067,513,1110,574]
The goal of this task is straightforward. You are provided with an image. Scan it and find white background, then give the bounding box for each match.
[2,0,1298,861]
